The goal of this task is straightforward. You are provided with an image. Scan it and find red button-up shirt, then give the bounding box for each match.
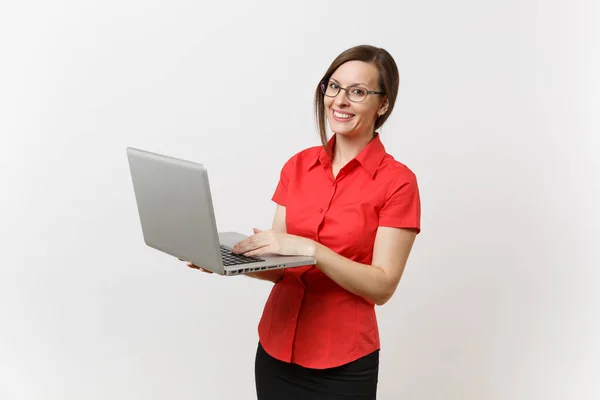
[257,133,421,369]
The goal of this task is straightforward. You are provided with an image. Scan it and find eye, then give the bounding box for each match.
[351,87,366,96]
[328,82,339,89]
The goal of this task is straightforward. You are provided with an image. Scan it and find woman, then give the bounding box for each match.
[187,45,421,399]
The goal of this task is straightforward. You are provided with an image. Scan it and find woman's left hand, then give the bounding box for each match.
[232,228,316,258]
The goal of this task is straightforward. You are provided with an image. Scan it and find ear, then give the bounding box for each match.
[377,98,389,116]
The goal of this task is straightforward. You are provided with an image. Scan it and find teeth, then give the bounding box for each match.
[334,111,353,119]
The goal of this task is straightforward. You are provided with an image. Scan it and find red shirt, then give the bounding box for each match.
[257,133,421,369]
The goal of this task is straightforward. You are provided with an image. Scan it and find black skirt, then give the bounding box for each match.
[254,342,379,400]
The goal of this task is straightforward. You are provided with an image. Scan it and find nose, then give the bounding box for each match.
[334,88,350,108]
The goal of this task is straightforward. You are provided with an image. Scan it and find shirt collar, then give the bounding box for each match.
[309,133,387,179]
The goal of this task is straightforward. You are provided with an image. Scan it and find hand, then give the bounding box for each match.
[178,258,213,274]
[232,228,316,258]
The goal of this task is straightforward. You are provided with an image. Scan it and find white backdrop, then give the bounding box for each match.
[2,0,599,399]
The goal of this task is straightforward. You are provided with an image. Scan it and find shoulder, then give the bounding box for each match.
[375,154,421,229]
[280,144,323,171]
[378,154,418,188]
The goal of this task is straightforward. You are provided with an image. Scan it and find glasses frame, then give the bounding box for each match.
[320,80,385,103]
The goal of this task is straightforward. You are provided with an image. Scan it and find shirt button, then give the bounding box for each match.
[319,208,323,213]
[290,316,295,322]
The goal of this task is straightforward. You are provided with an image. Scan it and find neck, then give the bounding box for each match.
[332,131,375,167]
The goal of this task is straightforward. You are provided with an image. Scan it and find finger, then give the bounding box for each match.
[187,263,213,273]
[235,239,269,254]
[233,239,251,253]
[233,237,252,252]
[236,230,265,248]
[244,246,270,257]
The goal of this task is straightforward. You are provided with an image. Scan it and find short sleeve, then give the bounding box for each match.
[378,171,421,233]
[271,154,297,206]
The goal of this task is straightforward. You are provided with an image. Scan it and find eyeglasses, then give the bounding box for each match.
[320,80,384,103]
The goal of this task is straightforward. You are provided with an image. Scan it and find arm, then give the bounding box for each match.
[243,205,287,284]
[311,227,418,305]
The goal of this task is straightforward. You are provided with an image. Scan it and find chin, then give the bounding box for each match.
[333,129,354,136]
[331,125,359,137]
[328,120,356,136]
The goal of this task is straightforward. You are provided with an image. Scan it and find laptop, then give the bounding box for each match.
[126,147,316,276]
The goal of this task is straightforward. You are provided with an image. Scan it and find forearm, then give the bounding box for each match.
[312,243,393,305]
[244,269,285,284]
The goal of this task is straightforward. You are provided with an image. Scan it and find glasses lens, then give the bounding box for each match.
[347,86,367,102]
[323,81,339,97]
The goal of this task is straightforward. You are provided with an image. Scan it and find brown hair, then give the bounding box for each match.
[314,45,399,155]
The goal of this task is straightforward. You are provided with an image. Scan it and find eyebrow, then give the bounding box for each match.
[329,78,369,87]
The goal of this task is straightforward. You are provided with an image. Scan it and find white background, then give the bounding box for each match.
[1,0,599,399]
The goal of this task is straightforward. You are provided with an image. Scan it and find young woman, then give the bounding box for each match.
[187,45,421,399]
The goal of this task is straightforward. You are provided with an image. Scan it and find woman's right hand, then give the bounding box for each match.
[178,258,213,274]
[177,258,285,283]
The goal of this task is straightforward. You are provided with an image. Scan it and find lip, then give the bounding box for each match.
[331,109,355,122]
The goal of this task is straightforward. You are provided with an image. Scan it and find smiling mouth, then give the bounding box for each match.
[332,110,354,121]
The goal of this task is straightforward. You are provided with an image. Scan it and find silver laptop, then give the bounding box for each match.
[126,147,316,276]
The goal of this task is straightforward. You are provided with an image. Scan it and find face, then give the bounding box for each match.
[324,60,388,138]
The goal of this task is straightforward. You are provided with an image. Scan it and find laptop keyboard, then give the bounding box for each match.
[220,245,264,266]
